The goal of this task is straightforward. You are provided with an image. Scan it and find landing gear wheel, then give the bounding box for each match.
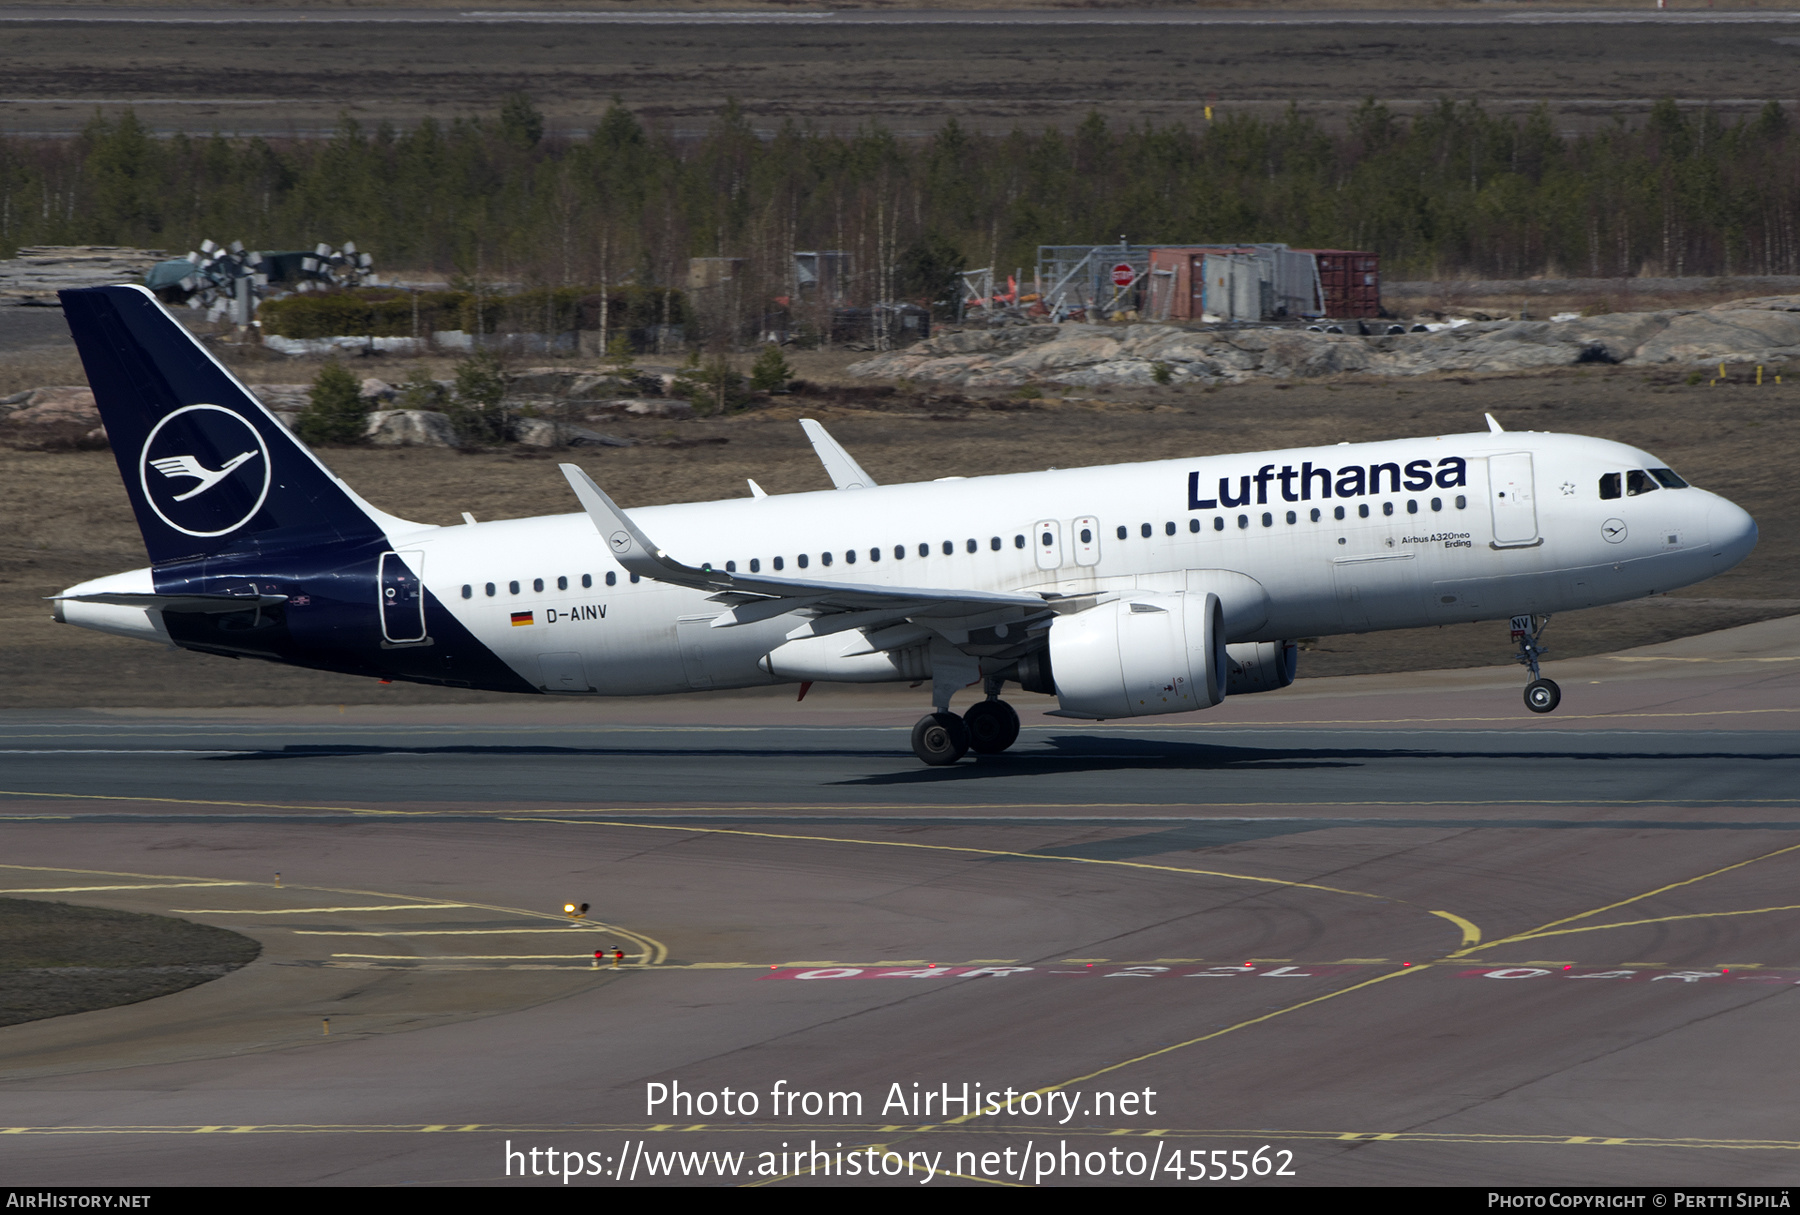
[911,712,970,765]
[962,699,1021,754]
[1524,678,1561,714]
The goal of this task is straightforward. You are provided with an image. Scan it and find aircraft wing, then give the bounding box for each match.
[559,465,1048,633]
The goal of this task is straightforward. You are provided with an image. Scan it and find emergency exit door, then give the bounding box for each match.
[1033,520,1063,570]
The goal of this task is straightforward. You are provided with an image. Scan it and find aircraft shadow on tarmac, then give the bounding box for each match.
[832,735,1799,785]
[198,738,1798,779]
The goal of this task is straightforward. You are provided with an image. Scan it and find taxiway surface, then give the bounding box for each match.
[2,616,1798,1186]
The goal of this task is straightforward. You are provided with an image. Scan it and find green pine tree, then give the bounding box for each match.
[447,348,509,443]
[296,358,369,445]
[748,343,793,393]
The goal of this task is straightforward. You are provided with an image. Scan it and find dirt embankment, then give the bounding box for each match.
[1,358,1794,708]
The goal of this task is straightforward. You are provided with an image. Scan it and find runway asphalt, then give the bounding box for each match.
[3,7,1799,24]
[2,615,1798,1187]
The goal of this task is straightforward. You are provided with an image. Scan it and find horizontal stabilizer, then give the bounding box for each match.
[52,592,288,614]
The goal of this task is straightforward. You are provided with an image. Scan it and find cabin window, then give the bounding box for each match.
[1310,508,1321,522]
[1117,525,1128,540]
[1188,518,1200,533]
[1334,506,1346,521]
[1213,517,1225,532]
[1262,512,1273,527]
[485,583,495,597]
[1164,521,1176,536]
[1141,523,1152,538]
[582,574,592,588]
[821,552,833,566]
[605,572,616,586]
[557,576,568,590]
[510,580,521,595]
[1015,534,1026,549]
[1382,502,1395,517]
[990,536,1002,551]
[1650,467,1689,488]
[1406,500,1418,514]
[726,561,737,572]
[895,546,905,560]
[919,543,930,558]
[798,554,810,568]
[1626,470,1660,496]
[966,539,978,553]
[1455,495,1467,509]
[1430,498,1442,512]
[942,541,954,555]
[774,557,785,571]
[843,550,854,564]
[1238,514,1249,529]
[869,548,881,562]
[1286,510,1297,524]
[1358,505,1370,519]
[461,584,472,599]
[630,573,640,583]
[532,578,544,592]
[749,559,760,573]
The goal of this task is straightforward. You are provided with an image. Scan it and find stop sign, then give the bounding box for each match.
[1111,263,1135,287]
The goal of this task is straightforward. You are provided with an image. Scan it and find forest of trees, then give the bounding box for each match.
[3,95,1799,312]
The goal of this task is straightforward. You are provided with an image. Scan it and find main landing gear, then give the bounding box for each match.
[1511,613,1561,714]
[911,676,1021,765]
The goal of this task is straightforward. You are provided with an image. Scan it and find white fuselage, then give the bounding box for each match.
[345,428,1750,696]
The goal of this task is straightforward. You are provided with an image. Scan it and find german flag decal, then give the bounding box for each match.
[510,610,534,627]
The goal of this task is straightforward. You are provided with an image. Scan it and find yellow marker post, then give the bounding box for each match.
[1204,105,1213,121]
[1720,362,1727,381]
[322,1018,330,1036]
[274,871,281,887]
[1757,365,1764,385]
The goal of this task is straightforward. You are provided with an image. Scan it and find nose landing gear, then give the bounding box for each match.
[1511,613,1560,714]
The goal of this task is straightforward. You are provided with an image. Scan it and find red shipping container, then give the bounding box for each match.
[1303,249,1381,318]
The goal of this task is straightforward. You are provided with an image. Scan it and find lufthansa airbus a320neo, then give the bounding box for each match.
[54,285,1758,763]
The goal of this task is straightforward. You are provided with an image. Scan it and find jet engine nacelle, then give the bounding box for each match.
[1226,640,1298,696]
[1048,591,1227,719]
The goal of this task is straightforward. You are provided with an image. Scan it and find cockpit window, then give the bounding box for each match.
[1599,472,1621,500]
[1649,467,1689,489]
[1626,469,1660,496]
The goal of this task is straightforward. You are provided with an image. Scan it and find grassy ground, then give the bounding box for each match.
[2,350,1794,707]
[0,898,260,1027]
[4,13,1800,138]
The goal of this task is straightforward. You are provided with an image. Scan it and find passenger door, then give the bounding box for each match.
[379,551,427,643]
[1489,453,1540,547]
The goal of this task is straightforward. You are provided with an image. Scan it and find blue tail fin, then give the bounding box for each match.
[60,284,407,565]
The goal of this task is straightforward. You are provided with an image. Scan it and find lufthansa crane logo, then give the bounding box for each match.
[138,404,272,537]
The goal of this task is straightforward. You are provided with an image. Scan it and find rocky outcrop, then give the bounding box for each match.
[850,295,1800,387]
[0,385,106,448]
[513,417,633,448]
[364,409,459,448]
[582,397,695,420]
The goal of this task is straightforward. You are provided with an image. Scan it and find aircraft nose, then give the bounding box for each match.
[1707,495,1758,572]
